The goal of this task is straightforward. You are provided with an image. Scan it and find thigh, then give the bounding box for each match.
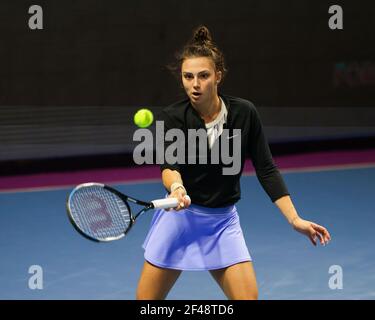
[209,261,258,300]
[136,260,182,300]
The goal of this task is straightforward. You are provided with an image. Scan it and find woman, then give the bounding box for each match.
[136,26,331,300]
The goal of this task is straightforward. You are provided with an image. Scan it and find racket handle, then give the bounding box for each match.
[152,195,191,209]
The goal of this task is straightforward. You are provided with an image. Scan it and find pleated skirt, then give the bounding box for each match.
[142,203,251,271]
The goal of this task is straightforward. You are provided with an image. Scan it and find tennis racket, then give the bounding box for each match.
[66,182,190,242]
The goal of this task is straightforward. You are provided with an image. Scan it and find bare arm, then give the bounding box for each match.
[275,195,331,246]
[162,169,183,192]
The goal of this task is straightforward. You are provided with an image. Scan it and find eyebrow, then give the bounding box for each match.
[182,70,210,75]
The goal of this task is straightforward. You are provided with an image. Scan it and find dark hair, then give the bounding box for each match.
[168,26,227,83]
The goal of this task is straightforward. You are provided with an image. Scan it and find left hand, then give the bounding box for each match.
[292,217,331,246]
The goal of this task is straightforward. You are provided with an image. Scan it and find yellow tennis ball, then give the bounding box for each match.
[134,108,154,128]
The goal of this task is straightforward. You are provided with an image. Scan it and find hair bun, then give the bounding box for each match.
[192,26,212,44]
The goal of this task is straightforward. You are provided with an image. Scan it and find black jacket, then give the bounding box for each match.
[158,94,289,207]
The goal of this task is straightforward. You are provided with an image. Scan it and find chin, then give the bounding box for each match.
[191,94,205,104]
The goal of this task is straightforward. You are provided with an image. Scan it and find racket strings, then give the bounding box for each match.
[69,186,131,241]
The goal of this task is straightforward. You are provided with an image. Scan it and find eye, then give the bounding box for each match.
[183,73,193,80]
[200,73,210,79]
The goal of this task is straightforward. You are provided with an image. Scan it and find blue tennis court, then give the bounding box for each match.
[1,163,374,300]
[2,0,375,302]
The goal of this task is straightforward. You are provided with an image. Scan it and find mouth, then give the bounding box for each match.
[192,92,202,98]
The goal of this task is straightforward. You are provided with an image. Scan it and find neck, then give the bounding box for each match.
[192,95,221,123]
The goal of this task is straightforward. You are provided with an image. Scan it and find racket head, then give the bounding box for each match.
[66,182,134,242]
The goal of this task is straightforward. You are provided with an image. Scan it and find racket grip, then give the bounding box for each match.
[152,195,191,209]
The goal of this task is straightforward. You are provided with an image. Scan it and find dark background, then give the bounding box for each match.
[1,0,374,107]
[0,0,374,172]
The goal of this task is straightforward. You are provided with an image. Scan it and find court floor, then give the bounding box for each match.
[1,159,375,299]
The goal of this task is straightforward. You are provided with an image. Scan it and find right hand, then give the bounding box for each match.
[169,187,191,211]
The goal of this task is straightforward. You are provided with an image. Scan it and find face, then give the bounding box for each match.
[181,56,222,106]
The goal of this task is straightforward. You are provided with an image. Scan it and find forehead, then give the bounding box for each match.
[181,56,215,72]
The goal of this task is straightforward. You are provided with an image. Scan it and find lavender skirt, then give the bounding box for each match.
[142,204,251,271]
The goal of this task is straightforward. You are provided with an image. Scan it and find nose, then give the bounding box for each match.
[193,76,200,88]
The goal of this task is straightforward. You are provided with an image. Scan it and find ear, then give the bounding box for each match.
[216,71,222,84]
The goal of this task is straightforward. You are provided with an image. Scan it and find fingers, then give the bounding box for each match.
[177,193,186,209]
[177,195,191,210]
[183,195,191,208]
[310,234,317,246]
[311,223,332,245]
[316,231,325,245]
[168,190,190,211]
[323,228,332,243]
[308,226,317,246]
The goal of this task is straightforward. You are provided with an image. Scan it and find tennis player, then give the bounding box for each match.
[136,26,331,300]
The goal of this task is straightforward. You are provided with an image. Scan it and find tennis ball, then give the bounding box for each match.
[134,108,154,128]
